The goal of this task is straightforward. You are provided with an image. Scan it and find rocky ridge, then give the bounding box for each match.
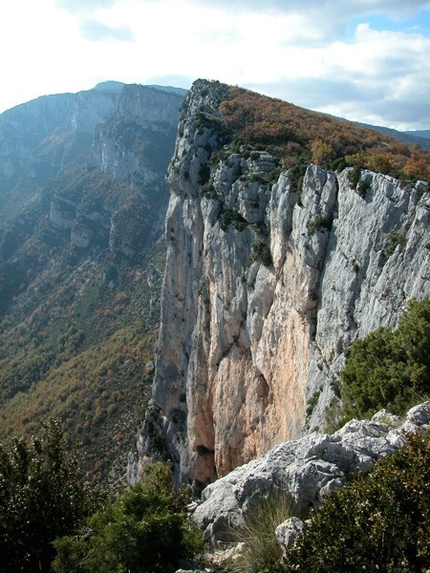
[193,401,430,546]
[138,79,430,489]
[0,86,121,223]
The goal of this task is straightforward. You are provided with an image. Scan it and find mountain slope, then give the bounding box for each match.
[352,121,430,151]
[137,79,430,489]
[0,84,185,485]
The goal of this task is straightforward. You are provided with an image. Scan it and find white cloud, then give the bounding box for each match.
[80,19,134,41]
[0,0,429,130]
[56,0,118,12]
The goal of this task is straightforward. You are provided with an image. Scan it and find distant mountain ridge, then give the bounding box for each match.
[405,129,430,140]
[0,82,185,485]
[352,120,430,151]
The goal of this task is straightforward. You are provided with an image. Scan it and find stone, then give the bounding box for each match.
[275,517,304,557]
[191,403,430,546]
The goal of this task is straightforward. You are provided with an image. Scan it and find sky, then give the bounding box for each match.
[1,0,430,131]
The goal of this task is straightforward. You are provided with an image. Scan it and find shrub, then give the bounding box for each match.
[252,241,272,266]
[384,230,407,258]
[347,165,361,189]
[52,462,204,573]
[307,214,332,235]
[282,431,430,572]
[231,490,292,573]
[357,177,370,198]
[310,138,335,167]
[0,420,99,573]
[340,297,430,419]
[218,206,248,232]
[287,156,310,197]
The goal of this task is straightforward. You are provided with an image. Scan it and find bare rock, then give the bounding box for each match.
[193,402,430,546]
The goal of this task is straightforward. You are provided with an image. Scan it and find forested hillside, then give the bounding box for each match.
[0,83,185,485]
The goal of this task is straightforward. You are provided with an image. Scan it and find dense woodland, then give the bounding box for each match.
[220,86,430,182]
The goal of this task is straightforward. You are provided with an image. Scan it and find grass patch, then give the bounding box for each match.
[230,490,292,573]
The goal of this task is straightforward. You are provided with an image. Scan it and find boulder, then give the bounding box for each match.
[193,402,430,546]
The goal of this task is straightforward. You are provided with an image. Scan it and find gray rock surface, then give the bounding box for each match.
[138,80,430,487]
[193,402,430,546]
[275,517,304,557]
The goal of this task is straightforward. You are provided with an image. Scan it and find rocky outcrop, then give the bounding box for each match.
[139,80,430,488]
[0,83,185,264]
[0,86,121,223]
[193,402,430,546]
[94,84,182,188]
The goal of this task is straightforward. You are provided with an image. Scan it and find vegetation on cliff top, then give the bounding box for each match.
[218,85,430,182]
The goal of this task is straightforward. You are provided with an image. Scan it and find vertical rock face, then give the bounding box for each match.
[142,80,430,488]
[0,83,184,263]
[0,88,121,222]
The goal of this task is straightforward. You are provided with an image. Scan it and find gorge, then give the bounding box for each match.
[0,78,429,494]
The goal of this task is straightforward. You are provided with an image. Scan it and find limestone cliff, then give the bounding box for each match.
[0,86,121,223]
[139,80,430,488]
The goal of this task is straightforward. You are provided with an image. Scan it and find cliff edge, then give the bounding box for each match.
[138,80,430,488]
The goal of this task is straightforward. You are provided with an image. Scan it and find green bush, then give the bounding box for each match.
[287,156,309,198]
[347,165,361,189]
[282,431,430,572]
[0,420,99,573]
[307,214,332,235]
[384,230,407,258]
[252,240,272,267]
[340,297,430,419]
[218,206,248,232]
[52,462,204,573]
[357,177,370,198]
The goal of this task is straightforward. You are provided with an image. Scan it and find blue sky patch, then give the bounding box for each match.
[349,9,430,37]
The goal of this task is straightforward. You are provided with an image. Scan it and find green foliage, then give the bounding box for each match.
[0,420,99,573]
[307,214,332,235]
[199,176,217,198]
[52,462,204,573]
[357,177,371,198]
[347,165,362,189]
[217,205,249,232]
[282,431,430,572]
[287,156,310,199]
[384,230,407,258]
[341,297,430,419]
[252,241,272,267]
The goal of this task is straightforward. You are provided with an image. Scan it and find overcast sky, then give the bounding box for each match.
[1,0,429,130]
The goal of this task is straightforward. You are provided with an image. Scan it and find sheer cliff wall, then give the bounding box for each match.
[138,81,430,487]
